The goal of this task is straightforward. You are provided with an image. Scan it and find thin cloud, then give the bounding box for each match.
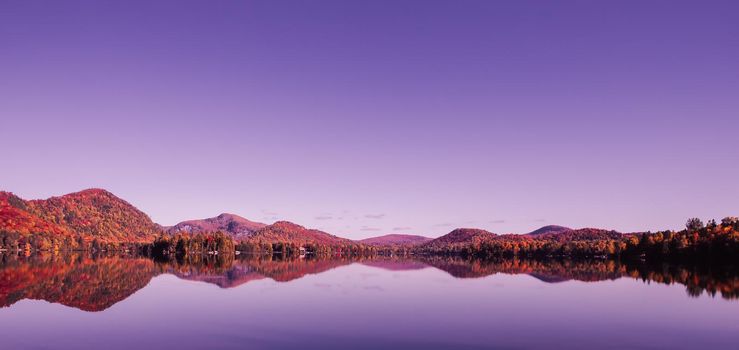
[489,219,506,224]
[314,216,333,220]
[393,226,413,231]
[261,209,278,216]
[360,226,382,232]
[434,223,452,227]
[365,214,386,219]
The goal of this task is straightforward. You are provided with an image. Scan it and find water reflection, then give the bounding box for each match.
[1,253,737,313]
[0,253,157,312]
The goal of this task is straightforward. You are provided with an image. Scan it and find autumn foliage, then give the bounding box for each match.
[416,221,739,263]
[0,189,160,251]
[1,189,738,265]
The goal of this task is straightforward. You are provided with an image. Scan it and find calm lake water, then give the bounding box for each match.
[1,254,738,350]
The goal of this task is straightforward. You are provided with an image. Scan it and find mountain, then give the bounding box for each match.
[0,189,160,243]
[419,228,497,252]
[534,228,622,241]
[247,221,353,245]
[359,234,432,246]
[525,225,621,241]
[427,228,497,245]
[168,213,266,238]
[526,225,572,236]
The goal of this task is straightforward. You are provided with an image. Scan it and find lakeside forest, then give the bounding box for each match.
[1,189,738,264]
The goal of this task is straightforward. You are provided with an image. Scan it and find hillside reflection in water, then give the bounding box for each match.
[1,253,738,312]
[2,253,739,349]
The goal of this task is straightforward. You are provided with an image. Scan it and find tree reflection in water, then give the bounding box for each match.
[1,252,737,312]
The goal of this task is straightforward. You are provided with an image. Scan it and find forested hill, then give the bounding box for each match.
[1,189,159,247]
[1,189,738,262]
[166,213,266,238]
[248,221,353,245]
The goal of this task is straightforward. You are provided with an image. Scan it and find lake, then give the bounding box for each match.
[1,254,738,349]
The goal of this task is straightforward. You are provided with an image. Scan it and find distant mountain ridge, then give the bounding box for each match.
[429,228,497,244]
[534,228,622,241]
[1,188,632,250]
[167,213,266,238]
[420,228,497,251]
[415,225,625,253]
[526,225,572,236]
[248,221,352,245]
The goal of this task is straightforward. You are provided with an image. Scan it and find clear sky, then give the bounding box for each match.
[1,0,737,238]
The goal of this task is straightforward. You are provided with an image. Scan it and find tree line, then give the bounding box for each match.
[2,217,738,264]
[419,217,739,263]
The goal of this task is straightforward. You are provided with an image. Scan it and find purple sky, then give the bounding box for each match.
[1,0,737,238]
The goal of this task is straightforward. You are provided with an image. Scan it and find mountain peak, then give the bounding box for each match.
[533,228,622,241]
[59,188,118,200]
[427,228,496,246]
[251,221,350,245]
[270,221,305,230]
[76,188,113,195]
[169,213,266,237]
[526,225,572,236]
